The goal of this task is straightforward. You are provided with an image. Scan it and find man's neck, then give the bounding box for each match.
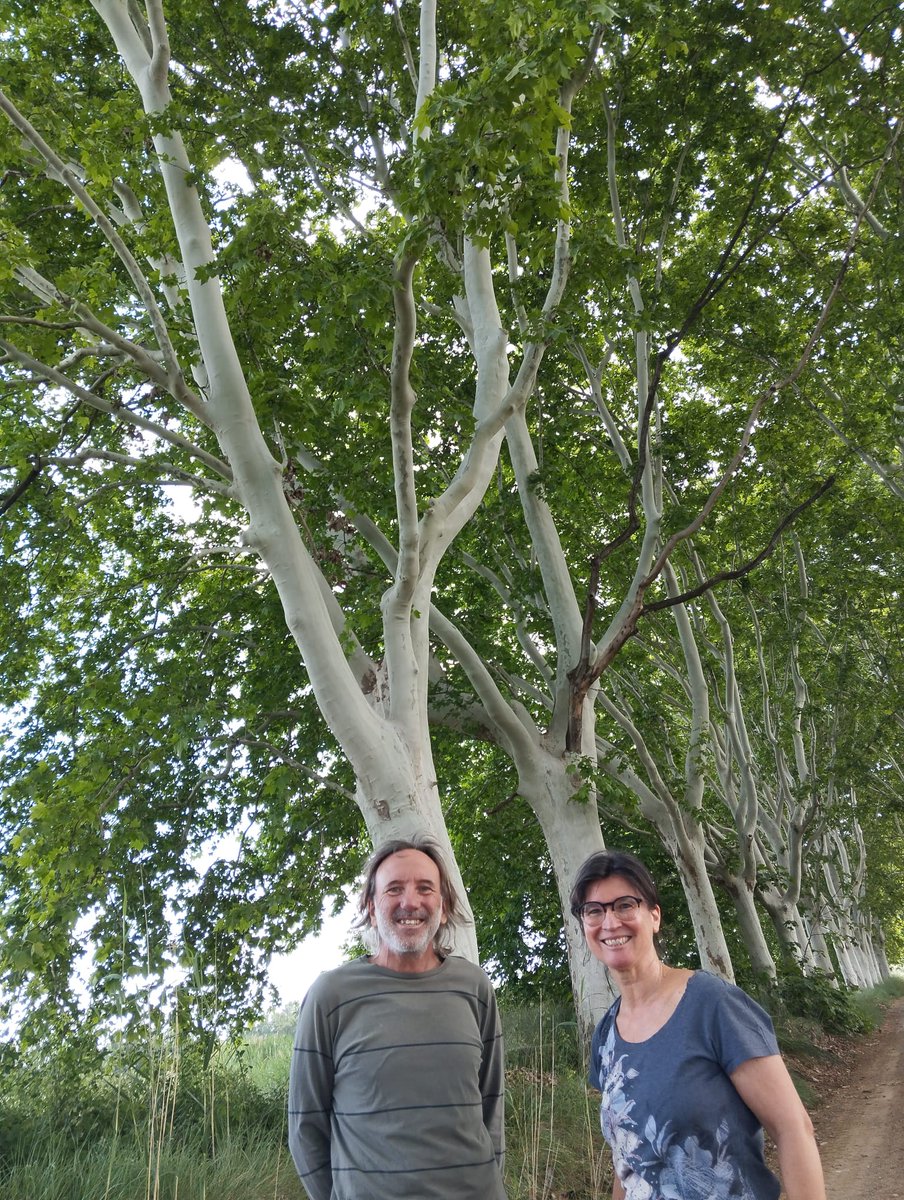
[370,946,443,973]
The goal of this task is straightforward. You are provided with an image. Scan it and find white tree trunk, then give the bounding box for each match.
[798,899,838,977]
[666,834,735,980]
[720,872,777,981]
[517,752,617,1041]
[757,886,809,969]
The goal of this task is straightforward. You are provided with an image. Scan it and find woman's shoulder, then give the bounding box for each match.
[690,969,768,1008]
[688,971,778,1048]
[683,969,747,1010]
[689,968,753,1001]
[689,968,730,994]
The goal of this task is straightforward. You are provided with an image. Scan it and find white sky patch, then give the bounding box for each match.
[211,156,255,206]
[754,77,783,110]
[269,899,358,1006]
[162,481,204,524]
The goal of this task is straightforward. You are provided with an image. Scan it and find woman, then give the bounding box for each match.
[572,850,826,1200]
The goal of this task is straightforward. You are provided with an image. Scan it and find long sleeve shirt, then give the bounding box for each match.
[288,954,506,1200]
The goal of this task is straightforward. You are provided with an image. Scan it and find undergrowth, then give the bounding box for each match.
[2,977,901,1200]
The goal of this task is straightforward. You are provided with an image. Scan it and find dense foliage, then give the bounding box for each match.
[0,0,901,1042]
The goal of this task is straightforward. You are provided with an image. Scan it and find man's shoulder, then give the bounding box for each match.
[303,954,495,1000]
[302,957,372,1005]
[440,954,495,986]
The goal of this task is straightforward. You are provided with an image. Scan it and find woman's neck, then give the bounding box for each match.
[615,955,666,1011]
[612,963,694,1043]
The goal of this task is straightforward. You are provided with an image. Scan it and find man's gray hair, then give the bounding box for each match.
[354,834,464,958]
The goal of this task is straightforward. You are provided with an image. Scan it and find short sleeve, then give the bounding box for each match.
[706,977,780,1075]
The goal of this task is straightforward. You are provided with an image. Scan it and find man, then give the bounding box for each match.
[288,835,506,1199]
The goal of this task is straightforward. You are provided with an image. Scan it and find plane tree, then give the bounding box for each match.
[2,0,901,1042]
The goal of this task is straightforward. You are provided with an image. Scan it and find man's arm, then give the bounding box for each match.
[478,982,506,1170]
[288,988,335,1200]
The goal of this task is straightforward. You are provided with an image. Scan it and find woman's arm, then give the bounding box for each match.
[730,1055,826,1200]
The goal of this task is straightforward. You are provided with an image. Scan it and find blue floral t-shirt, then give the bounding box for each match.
[588,970,781,1200]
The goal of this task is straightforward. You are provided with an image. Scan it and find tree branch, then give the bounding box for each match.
[45,449,235,498]
[0,337,232,480]
[111,179,188,312]
[570,131,898,723]
[596,476,835,690]
[232,736,357,802]
[0,460,43,517]
[299,144,369,234]
[541,24,605,318]
[0,315,83,332]
[390,0,418,93]
[145,0,170,89]
[414,0,437,138]
[0,86,192,405]
[388,249,421,605]
[13,265,208,422]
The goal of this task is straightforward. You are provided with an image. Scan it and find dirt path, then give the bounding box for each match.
[814,996,904,1200]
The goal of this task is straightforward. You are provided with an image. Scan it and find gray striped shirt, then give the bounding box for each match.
[288,955,506,1199]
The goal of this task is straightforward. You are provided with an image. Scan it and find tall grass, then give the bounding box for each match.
[1,1127,304,1200]
[1,1001,610,1200]
[14,970,900,1200]
[19,973,901,1200]
[503,1004,610,1199]
[0,1013,303,1200]
[848,970,904,1029]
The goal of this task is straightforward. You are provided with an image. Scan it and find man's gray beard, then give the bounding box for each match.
[374,908,442,957]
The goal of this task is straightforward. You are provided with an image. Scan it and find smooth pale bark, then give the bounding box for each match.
[719,871,778,982]
[836,938,870,988]
[657,566,735,979]
[821,823,883,987]
[426,588,616,1034]
[701,568,837,983]
[665,833,734,981]
[873,928,892,981]
[82,0,528,965]
[757,887,810,968]
[516,752,617,1039]
[798,899,838,978]
[586,574,736,979]
[499,402,617,1030]
[593,693,735,980]
[556,259,741,986]
[861,935,882,986]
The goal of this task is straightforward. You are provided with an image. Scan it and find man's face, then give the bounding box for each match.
[368,849,446,960]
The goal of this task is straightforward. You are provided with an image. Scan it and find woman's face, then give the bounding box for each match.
[580,873,661,973]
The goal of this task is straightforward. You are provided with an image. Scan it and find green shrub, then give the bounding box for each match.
[772,969,870,1035]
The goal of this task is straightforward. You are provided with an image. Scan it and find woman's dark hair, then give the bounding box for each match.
[353,835,464,956]
[569,849,661,918]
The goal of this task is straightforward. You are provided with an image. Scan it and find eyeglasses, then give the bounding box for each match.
[577,896,644,924]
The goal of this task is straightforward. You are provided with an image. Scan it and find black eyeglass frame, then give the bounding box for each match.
[576,895,645,923]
